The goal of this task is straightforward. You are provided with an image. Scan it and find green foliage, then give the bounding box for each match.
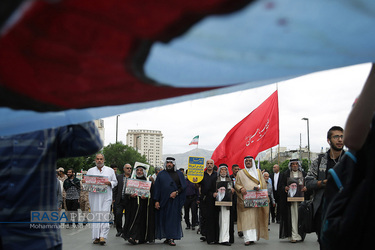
[257,160,289,173]
[56,154,96,174]
[301,158,309,172]
[258,159,309,174]
[102,142,148,173]
[258,160,273,173]
[56,142,150,175]
[148,166,155,176]
[280,160,289,172]
[260,158,310,174]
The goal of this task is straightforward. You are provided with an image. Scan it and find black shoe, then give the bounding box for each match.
[238,231,243,237]
[169,239,176,246]
[221,242,231,246]
[192,227,195,230]
[200,236,206,241]
[116,232,122,237]
[185,226,191,230]
[272,219,275,223]
[207,242,216,245]
[128,238,137,245]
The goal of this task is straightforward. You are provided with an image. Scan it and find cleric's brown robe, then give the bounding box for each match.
[235,168,269,240]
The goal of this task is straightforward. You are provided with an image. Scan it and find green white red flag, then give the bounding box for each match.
[189,135,199,145]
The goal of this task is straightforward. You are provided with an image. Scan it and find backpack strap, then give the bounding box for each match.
[345,151,357,163]
[327,151,357,192]
[328,169,343,192]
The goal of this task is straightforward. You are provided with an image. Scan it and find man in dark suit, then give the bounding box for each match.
[270,164,283,223]
[113,163,132,237]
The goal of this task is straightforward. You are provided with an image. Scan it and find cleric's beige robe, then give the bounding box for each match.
[235,168,269,240]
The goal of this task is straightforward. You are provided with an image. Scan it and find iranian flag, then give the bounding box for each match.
[189,136,199,145]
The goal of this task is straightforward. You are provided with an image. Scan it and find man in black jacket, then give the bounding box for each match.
[64,168,81,228]
[113,163,132,237]
[270,164,283,223]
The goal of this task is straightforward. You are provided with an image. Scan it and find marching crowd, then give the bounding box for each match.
[58,124,344,248]
[2,65,375,250]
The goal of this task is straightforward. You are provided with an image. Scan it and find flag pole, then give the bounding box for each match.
[276,83,280,165]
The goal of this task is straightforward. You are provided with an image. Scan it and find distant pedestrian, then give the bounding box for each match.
[113,163,132,237]
[63,168,81,228]
[263,172,275,227]
[270,164,283,223]
[184,170,199,230]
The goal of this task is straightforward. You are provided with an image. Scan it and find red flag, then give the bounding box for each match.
[212,91,279,171]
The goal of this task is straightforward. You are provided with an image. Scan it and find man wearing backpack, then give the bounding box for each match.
[305,126,345,244]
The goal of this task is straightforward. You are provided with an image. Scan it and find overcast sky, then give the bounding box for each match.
[103,63,371,157]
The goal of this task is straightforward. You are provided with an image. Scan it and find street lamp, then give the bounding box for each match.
[116,115,120,143]
[302,117,310,167]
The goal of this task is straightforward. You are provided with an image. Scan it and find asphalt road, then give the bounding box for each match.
[61,220,319,250]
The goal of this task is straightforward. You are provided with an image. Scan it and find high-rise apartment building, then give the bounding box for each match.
[126,129,163,167]
[94,119,105,144]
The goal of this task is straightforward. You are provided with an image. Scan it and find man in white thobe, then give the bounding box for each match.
[84,153,117,245]
[235,156,269,246]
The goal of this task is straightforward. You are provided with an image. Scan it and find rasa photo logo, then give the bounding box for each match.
[30,211,113,223]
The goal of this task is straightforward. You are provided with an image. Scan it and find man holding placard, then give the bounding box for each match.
[213,164,234,246]
[235,156,269,246]
[83,154,118,245]
[123,165,154,244]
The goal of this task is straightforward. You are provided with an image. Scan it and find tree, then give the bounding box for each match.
[57,154,95,174]
[259,160,274,173]
[102,142,148,172]
[56,142,152,175]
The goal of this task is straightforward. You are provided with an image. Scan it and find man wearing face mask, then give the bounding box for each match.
[154,157,186,246]
[235,156,269,246]
[83,153,118,245]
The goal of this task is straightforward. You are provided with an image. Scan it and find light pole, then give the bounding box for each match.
[302,118,310,167]
[116,115,120,143]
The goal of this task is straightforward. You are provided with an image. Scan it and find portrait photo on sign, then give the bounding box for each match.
[215,181,232,206]
[287,177,304,202]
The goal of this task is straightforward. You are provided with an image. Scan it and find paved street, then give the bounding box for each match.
[61,221,319,250]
